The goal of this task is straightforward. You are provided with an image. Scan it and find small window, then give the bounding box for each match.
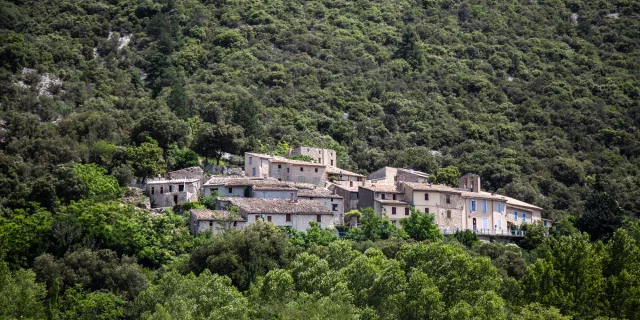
[151,187,155,195]
[331,160,334,165]
[482,200,487,213]
[447,210,451,218]
[332,204,338,211]
[392,194,397,200]
[228,187,233,194]
[392,207,397,215]
[256,215,261,221]
[169,185,173,192]
[300,167,303,172]
[318,158,321,163]
[287,168,290,173]
[470,200,476,212]
[498,219,502,229]
[405,207,410,216]
[543,221,547,227]
[350,181,353,187]
[233,221,237,227]
[514,212,518,220]
[424,193,429,201]
[523,213,526,222]
[381,194,386,200]
[252,168,256,176]
[316,215,321,222]
[249,157,253,164]
[425,208,429,213]
[179,185,184,192]
[160,186,164,193]
[446,195,451,204]
[286,214,291,222]
[267,216,272,222]
[278,164,282,169]
[315,168,318,172]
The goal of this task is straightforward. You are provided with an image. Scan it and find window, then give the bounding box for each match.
[287,168,290,173]
[544,221,547,227]
[405,207,410,215]
[252,168,256,176]
[267,216,272,222]
[249,157,252,164]
[316,215,322,222]
[351,192,358,200]
[318,158,321,163]
[228,188,233,194]
[278,164,282,169]
[332,204,338,211]
[425,208,429,213]
[393,194,397,200]
[331,160,334,166]
[151,187,155,195]
[424,193,429,201]
[179,185,184,192]
[169,185,173,192]
[514,211,518,220]
[497,202,504,213]
[482,217,488,229]
[315,168,318,172]
[286,214,291,222]
[256,215,261,221]
[381,194,386,200]
[160,186,164,193]
[350,181,353,187]
[482,200,487,213]
[209,221,213,226]
[523,213,526,222]
[233,221,237,227]
[498,219,502,229]
[446,195,451,204]
[447,210,451,218]
[300,167,303,172]
[470,200,476,211]
[392,207,397,215]
[173,195,178,204]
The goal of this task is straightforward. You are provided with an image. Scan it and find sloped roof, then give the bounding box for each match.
[204,177,281,187]
[253,185,298,191]
[330,183,359,192]
[462,191,506,201]
[325,166,365,177]
[218,197,332,215]
[190,209,246,221]
[247,152,325,167]
[297,188,343,199]
[147,179,200,185]
[397,168,430,178]
[402,182,461,193]
[376,199,410,205]
[360,184,403,193]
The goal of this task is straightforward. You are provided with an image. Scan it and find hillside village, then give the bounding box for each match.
[140,146,551,239]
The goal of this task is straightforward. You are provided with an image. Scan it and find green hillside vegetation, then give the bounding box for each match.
[2,0,640,318]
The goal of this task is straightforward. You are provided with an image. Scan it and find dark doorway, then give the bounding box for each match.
[472,218,477,231]
[173,195,178,205]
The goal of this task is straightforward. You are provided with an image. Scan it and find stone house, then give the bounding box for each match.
[325,166,366,187]
[297,188,344,224]
[146,179,200,208]
[368,167,430,184]
[358,184,410,226]
[329,183,359,213]
[168,167,206,185]
[189,209,246,235]
[288,146,337,166]
[245,152,327,186]
[216,197,335,231]
[401,182,465,231]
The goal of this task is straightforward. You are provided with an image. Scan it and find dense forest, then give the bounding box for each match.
[1,0,640,318]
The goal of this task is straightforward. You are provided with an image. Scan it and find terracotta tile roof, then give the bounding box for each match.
[190,209,246,221]
[247,152,325,167]
[402,182,461,193]
[147,179,200,185]
[376,199,410,205]
[462,191,506,201]
[360,184,403,193]
[252,185,299,191]
[204,177,281,187]
[218,197,332,215]
[325,166,365,177]
[297,188,343,199]
[501,195,543,211]
[330,183,359,192]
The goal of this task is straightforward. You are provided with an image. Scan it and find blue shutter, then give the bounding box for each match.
[482,200,487,213]
[523,213,526,222]
[514,211,518,220]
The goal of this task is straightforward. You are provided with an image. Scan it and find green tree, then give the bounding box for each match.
[519,221,548,251]
[0,262,47,319]
[74,164,123,202]
[576,192,625,241]
[451,229,479,247]
[396,26,425,71]
[400,206,442,242]
[428,166,461,187]
[55,285,125,320]
[125,140,167,178]
[192,123,244,164]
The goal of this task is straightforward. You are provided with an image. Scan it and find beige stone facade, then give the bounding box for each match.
[289,146,337,166]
